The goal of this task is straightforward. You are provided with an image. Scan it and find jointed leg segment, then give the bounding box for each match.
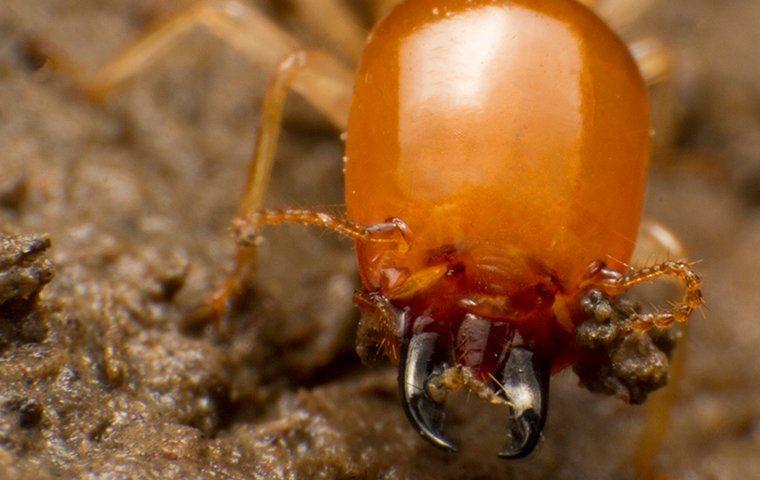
[233,208,410,250]
[27,1,292,99]
[290,0,366,61]
[594,261,703,334]
[353,290,405,363]
[221,47,399,305]
[595,0,657,31]
[25,0,353,129]
[238,49,352,221]
[208,48,355,317]
[372,0,403,20]
[630,38,671,86]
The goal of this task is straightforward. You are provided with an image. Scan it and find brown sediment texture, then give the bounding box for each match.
[573,291,679,405]
[0,0,757,478]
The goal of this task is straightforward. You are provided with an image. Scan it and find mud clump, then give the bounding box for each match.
[0,234,53,308]
[0,234,53,350]
[573,290,677,404]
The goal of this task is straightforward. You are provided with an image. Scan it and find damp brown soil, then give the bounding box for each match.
[0,1,758,479]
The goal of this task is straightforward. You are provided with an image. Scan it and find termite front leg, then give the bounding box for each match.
[212,207,409,320]
[206,48,354,320]
[232,209,410,251]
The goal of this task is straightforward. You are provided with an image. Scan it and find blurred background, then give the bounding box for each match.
[0,0,757,478]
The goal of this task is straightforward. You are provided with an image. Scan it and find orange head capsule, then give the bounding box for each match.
[346,0,650,456]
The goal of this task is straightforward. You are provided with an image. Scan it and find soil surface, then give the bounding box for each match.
[0,0,758,479]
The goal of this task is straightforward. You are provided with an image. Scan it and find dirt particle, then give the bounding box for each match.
[17,399,42,429]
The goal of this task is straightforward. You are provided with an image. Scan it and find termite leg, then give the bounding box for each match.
[630,36,678,161]
[290,0,366,62]
[232,208,409,251]
[595,0,657,32]
[214,206,409,323]
[196,45,352,319]
[353,291,406,365]
[627,220,691,479]
[634,327,688,480]
[24,0,353,128]
[593,261,703,334]
[586,258,702,478]
[630,37,671,87]
[372,0,402,21]
[25,1,288,100]
[584,0,675,157]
